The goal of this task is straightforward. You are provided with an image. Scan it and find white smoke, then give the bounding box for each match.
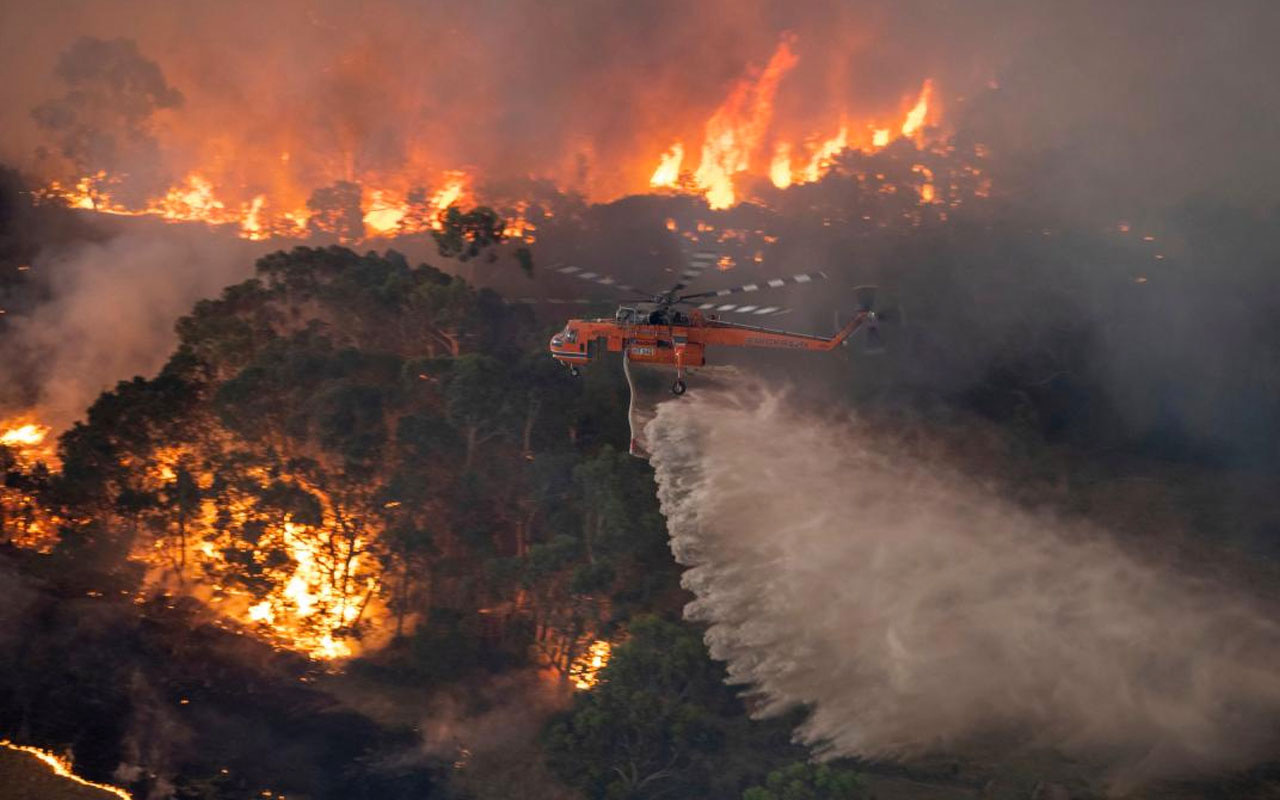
[8,226,261,430]
[646,384,1280,788]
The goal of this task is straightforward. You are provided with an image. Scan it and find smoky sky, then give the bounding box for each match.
[1,0,1278,208]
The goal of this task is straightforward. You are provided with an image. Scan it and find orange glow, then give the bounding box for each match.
[41,165,480,243]
[0,740,132,800]
[801,124,849,183]
[901,79,933,140]
[362,189,407,236]
[34,35,956,233]
[693,34,799,209]
[570,640,613,690]
[1,422,49,448]
[650,143,684,187]
[0,416,59,551]
[770,142,793,189]
[642,41,945,208]
[135,444,388,660]
[912,163,936,203]
[429,171,470,219]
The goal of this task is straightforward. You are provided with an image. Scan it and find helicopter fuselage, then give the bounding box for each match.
[548,307,865,384]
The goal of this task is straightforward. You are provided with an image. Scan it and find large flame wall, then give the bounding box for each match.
[0,1,984,236]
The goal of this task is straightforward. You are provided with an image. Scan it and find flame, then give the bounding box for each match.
[1,416,60,551]
[569,640,612,690]
[646,42,944,208]
[1,422,49,448]
[362,189,407,236]
[240,195,268,240]
[913,163,936,203]
[132,445,387,660]
[901,79,933,141]
[692,34,799,209]
[41,166,482,244]
[770,142,793,189]
[32,35,956,235]
[650,143,684,188]
[0,740,132,800]
[429,171,470,217]
[800,123,849,183]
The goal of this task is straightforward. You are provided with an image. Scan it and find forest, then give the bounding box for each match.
[3,130,1280,800]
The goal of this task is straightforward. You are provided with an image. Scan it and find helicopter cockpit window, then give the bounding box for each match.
[562,326,578,344]
[615,307,637,324]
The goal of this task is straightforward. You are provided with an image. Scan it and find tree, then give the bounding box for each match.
[742,763,866,800]
[306,181,364,243]
[543,616,805,800]
[445,353,512,470]
[432,206,504,262]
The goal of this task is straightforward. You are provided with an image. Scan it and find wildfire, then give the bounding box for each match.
[692,34,799,209]
[1,422,49,449]
[769,142,793,189]
[29,32,956,239]
[649,37,941,208]
[569,640,613,690]
[901,79,933,141]
[0,740,132,800]
[138,445,386,660]
[650,143,685,188]
[42,168,482,245]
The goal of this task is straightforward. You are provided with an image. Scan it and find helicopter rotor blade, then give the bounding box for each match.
[689,302,791,317]
[677,270,828,303]
[509,296,600,306]
[667,250,719,295]
[553,263,654,297]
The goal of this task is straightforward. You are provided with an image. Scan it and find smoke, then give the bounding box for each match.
[31,37,183,204]
[3,226,261,430]
[647,384,1280,788]
[2,1,1277,207]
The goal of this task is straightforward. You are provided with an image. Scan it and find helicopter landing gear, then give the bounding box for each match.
[671,379,687,396]
[568,365,580,377]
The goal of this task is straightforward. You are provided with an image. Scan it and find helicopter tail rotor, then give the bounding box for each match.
[839,286,904,354]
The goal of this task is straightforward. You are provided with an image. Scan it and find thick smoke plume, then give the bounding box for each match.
[4,228,260,430]
[647,385,1280,788]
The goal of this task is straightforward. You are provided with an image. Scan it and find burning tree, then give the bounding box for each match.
[19,244,665,669]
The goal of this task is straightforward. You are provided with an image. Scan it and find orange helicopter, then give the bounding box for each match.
[546,250,888,395]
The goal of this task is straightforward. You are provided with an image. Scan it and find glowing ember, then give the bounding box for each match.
[0,740,132,800]
[569,640,613,690]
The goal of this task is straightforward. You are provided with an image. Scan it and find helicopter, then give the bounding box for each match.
[546,250,889,395]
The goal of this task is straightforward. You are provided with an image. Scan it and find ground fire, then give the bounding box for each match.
[0,740,133,800]
[25,33,969,243]
[6,4,1277,799]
